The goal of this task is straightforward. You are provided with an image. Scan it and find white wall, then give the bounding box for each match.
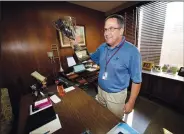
[160,2,184,67]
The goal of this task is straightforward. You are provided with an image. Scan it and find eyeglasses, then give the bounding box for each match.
[104,27,121,33]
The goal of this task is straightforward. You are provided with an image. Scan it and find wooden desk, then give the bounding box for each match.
[17,86,121,134]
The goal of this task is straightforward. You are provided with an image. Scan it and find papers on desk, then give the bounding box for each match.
[86,68,97,72]
[67,56,76,67]
[31,71,46,82]
[50,95,61,104]
[107,122,139,134]
[82,61,88,63]
[64,86,75,93]
[49,87,75,104]
[93,64,98,68]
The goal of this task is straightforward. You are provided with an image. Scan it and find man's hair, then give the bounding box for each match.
[105,14,124,28]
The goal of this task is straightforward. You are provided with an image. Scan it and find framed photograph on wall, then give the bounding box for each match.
[59,25,86,48]
[59,31,71,48]
[75,25,86,47]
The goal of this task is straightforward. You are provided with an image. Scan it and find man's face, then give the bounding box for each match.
[104,18,123,46]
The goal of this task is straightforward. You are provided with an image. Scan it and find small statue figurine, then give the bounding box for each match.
[30,71,48,99]
[55,77,67,97]
[30,80,47,99]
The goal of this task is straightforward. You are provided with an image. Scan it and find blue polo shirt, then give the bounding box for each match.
[90,37,142,93]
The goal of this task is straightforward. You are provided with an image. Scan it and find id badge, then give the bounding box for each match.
[102,72,108,80]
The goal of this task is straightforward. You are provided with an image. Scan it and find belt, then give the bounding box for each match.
[98,85,127,93]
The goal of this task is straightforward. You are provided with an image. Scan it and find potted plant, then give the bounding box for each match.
[167,66,178,75]
[162,64,169,72]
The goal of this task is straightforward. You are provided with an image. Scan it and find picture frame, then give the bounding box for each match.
[58,25,86,48]
[59,31,71,48]
[75,25,86,47]
[142,61,154,71]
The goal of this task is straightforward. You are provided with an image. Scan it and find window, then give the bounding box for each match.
[117,6,137,45]
[137,2,183,66]
[160,2,184,67]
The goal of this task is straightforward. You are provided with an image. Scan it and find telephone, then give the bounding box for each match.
[55,74,76,88]
[178,67,184,77]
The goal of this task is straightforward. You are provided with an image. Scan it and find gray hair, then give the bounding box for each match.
[105,14,124,28]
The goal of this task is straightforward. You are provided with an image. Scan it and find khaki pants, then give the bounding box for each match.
[96,86,127,119]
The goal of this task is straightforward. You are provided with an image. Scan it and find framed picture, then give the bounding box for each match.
[59,31,71,48]
[59,25,86,48]
[75,25,86,46]
[142,61,154,71]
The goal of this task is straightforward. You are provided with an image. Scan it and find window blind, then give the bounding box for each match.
[137,2,168,65]
[122,8,137,45]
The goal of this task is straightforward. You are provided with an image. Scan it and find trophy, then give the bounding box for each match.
[52,16,84,73]
[53,16,82,51]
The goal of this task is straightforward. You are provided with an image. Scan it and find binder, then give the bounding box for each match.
[30,114,62,134]
[25,106,56,133]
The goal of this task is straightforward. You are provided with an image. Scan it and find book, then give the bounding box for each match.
[31,71,46,82]
[107,122,139,134]
[30,104,52,115]
[34,98,52,109]
[30,98,52,115]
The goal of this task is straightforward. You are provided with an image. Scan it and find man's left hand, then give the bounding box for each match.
[123,101,135,114]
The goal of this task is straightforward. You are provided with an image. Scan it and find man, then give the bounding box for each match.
[90,14,142,119]
[73,14,142,119]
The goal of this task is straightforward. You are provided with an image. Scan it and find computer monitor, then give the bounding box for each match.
[73,64,86,73]
[66,56,76,67]
[74,49,90,62]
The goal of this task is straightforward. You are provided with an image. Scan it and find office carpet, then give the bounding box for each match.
[143,106,184,134]
[0,88,13,134]
[84,87,184,134]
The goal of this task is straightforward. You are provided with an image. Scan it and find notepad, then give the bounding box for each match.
[31,71,46,82]
[107,123,139,134]
[50,95,61,104]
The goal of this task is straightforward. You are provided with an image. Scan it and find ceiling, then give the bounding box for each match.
[68,1,140,16]
[69,1,126,12]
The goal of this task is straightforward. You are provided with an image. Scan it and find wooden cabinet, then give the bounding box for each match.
[141,72,184,113]
[140,73,152,95]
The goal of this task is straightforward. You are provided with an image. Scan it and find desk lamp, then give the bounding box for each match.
[47,51,55,63]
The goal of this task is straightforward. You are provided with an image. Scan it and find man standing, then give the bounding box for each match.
[90,14,142,119]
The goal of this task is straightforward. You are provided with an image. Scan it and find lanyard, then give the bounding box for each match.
[105,39,125,71]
